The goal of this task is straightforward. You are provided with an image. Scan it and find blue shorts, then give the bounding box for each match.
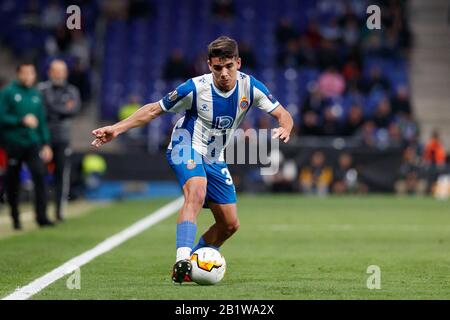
[166,148,237,205]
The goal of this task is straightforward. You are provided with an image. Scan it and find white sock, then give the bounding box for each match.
[176,247,192,262]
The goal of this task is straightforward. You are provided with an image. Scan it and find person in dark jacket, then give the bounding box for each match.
[0,87,5,207]
[0,63,54,230]
[38,59,81,221]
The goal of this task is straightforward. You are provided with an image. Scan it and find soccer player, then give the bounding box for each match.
[91,36,293,283]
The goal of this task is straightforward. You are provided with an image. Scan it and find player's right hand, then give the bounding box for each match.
[22,114,38,128]
[91,126,117,147]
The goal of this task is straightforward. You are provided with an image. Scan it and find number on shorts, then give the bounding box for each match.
[221,168,233,185]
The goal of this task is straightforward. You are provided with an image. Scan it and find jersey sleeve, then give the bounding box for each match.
[159,79,195,113]
[250,76,280,113]
[36,97,50,144]
[0,88,22,127]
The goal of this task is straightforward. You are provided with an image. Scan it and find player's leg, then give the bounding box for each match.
[166,148,206,283]
[5,147,23,230]
[25,145,52,226]
[192,161,238,252]
[52,143,70,221]
[192,202,240,251]
[175,176,207,262]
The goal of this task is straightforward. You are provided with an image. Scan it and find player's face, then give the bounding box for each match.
[208,57,241,92]
[17,65,37,88]
[49,61,68,86]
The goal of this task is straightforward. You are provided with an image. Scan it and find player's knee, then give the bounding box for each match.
[224,220,240,237]
[186,186,206,208]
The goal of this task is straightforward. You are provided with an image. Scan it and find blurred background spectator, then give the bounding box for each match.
[299,151,333,196]
[38,59,81,221]
[117,94,145,150]
[394,146,427,195]
[81,153,107,199]
[423,130,446,169]
[262,150,298,193]
[332,152,368,194]
[162,49,192,82]
[423,130,447,192]
[212,0,235,20]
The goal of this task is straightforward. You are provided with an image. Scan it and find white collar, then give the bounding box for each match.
[211,79,237,98]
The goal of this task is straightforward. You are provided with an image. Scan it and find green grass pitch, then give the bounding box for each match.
[0,195,449,299]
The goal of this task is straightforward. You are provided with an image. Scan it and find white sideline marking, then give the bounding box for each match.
[2,197,184,300]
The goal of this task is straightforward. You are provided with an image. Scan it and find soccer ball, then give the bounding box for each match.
[190,247,226,285]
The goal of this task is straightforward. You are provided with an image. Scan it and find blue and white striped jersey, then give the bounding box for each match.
[159,71,280,161]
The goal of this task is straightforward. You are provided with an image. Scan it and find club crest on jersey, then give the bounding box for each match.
[186,159,196,170]
[168,90,178,102]
[239,96,249,110]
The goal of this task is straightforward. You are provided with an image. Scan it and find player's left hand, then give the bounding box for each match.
[40,144,53,163]
[272,127,290,143]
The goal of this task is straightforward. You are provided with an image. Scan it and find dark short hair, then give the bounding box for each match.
[208,36,239,60]
[16,62,35,73]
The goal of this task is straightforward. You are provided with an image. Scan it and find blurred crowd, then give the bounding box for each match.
[275,0,415,147]
[0,0,98,106]
[0,0,449,223]
[260,128,448,196]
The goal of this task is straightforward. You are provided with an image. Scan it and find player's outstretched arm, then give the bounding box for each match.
[269,105,294,143]
[91,102,163,148]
